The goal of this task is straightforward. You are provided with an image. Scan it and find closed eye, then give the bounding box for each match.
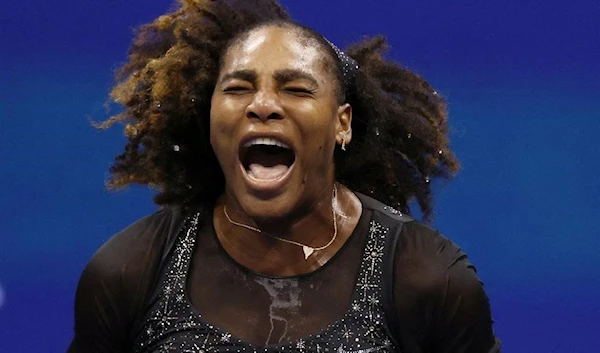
[284,87,315,95]
[223,86,253,94]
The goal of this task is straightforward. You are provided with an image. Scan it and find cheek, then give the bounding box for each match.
[296,107,338,148]
[210,96,242,130]
[209,100,238,159]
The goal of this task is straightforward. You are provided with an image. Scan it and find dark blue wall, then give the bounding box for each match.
[1,0,599,351]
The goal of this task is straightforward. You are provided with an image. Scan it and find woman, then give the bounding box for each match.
[69,0,501,352]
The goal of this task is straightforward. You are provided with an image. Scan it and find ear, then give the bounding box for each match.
[335,103,352,147]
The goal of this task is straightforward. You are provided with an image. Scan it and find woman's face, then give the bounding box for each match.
[210,25,351,221]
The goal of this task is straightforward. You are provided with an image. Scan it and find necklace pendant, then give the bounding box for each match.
[302,246,315,260]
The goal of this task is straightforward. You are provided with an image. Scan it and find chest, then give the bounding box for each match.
[134,215,396,352]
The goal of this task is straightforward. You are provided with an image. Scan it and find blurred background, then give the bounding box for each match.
[1,0,599,351]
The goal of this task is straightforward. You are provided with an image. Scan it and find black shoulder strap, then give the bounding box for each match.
[382,222,403,351]
[159,205,201,265]
[128,204,203,345]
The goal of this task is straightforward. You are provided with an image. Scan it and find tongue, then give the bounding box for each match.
[244,145,294,180]
[248,163,289,180]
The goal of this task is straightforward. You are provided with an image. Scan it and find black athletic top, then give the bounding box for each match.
[68,193,501,352]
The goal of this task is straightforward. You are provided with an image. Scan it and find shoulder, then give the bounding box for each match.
[357,192,475,292]
[357,194,500,350]
[75,205,192,317]
[86,206,187,278]
[71,206,190,350]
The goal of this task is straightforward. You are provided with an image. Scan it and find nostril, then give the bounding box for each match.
[247,111,260,119]
[246,110,282,121]
[268,112,282,120]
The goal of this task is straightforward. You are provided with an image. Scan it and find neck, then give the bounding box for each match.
[222,184,336,245]
[213,183,362,276]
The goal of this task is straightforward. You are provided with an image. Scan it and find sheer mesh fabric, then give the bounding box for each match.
[68,194,501,353]
[186,207,372,346]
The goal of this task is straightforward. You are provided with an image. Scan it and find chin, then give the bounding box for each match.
[234,185,305,224]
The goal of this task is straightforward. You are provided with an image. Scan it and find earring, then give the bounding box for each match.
[341,138,346,151]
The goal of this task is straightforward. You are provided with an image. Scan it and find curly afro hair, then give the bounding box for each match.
[99,0,460,222]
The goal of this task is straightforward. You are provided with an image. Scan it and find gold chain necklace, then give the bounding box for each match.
[223,185,338,260]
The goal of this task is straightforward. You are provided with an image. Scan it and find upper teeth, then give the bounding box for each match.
[243,137,290,149]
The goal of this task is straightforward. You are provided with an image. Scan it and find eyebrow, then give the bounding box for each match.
[219,69,258,85]
[273,69,319,88]
[219,68,319,88]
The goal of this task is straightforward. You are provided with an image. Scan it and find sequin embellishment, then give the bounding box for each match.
[134,214,395,352]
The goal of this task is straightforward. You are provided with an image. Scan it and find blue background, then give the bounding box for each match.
[1,0,599,351]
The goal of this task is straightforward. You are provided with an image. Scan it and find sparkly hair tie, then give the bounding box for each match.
[324,38,359,92]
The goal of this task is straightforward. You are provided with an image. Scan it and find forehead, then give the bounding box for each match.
[221,26,333,80]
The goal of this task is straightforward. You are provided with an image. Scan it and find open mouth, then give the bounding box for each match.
[240,138,296,181]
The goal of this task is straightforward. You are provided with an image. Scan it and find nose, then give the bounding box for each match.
[245,89,284,122]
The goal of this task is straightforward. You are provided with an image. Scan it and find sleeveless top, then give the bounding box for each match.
[133,210,401,353]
